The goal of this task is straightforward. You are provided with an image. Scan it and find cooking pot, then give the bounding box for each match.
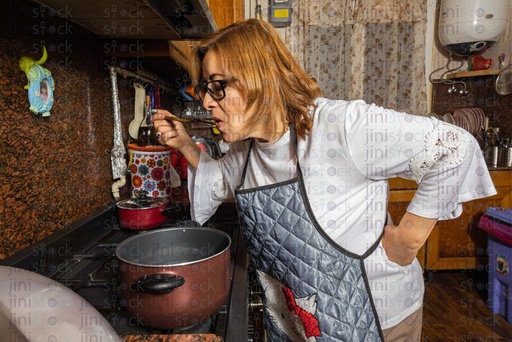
[191,136,223,160]
[115,227,231,329]
[116,193,172,230]
[0,266,121,341]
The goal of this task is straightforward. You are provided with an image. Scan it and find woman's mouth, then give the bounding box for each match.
[212,118,223,130]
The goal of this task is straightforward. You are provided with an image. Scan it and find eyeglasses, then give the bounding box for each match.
[194,78,236,101]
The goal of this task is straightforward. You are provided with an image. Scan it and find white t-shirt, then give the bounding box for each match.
[187,98,496,329]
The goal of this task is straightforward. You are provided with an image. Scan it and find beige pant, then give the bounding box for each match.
[382,307,423,342]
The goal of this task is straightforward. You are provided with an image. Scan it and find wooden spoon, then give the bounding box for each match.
[164,116,216,126]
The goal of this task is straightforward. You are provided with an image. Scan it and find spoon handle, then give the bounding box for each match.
[164,116,216,126]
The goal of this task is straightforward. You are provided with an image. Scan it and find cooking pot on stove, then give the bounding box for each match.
[178,137,222,179]
[116,191,179,230]
[191,136,222,159]
[115,227,231,330]
[0,266,121,342]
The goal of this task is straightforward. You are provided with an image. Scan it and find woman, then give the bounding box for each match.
[152,19,496,341]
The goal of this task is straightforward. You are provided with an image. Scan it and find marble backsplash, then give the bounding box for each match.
[0,1,181,259]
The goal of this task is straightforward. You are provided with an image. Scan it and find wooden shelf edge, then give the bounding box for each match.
[447,69,501,79]
[425,256,487,271]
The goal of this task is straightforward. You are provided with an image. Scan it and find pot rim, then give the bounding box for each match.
[116,196,169,210]
[115,227,231,267]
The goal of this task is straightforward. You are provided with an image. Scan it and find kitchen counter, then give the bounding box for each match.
[487,166,512,171]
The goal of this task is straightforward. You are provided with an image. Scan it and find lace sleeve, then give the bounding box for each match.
[404,121,472,184]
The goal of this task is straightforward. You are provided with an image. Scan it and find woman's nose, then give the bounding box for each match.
[202,92,216,109]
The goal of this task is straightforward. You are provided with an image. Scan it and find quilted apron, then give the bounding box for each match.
[235,128,384,341]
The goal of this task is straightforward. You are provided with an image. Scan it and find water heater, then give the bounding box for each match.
[438,0,510,56]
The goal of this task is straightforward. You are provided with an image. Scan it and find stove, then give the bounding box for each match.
[1,202,262,341]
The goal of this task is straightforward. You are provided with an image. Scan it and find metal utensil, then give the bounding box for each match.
[495,63,512,95]
[481,126,489,148]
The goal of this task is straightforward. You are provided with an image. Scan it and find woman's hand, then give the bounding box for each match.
[382,212,437,266]
[152,109,201,169]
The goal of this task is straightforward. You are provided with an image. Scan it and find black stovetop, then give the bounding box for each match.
[1,202,252,341]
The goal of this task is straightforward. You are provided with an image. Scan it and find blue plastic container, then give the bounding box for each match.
[481,208,512,323]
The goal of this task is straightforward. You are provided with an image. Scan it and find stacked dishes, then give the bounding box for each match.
[440,108,486,139]
[442,112,454,124]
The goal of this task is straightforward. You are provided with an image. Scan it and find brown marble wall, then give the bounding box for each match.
[432,76,512,139]
[0,1,180,259]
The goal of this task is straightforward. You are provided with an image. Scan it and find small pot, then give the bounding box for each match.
[116,194,169,230]
[116,227,231,329]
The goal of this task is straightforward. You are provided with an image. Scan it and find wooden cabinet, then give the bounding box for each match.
[207,0,244,29]
[388,170,512,272]
[169,0,244,71]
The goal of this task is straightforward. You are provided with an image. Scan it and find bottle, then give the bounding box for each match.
[138,95,156,146]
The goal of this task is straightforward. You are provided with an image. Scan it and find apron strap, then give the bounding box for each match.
[237,139,255,189]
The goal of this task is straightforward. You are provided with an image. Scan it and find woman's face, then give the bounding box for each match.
[201,51,264,143]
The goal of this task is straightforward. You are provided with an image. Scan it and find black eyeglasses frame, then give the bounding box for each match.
[194,77,236,102]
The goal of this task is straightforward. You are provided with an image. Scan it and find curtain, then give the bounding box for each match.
[284,0,428,115]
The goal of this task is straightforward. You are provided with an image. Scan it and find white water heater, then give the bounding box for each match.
[438,0,510,56]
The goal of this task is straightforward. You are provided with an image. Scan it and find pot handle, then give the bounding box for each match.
[136,274,185,295]
[161,203,181,216]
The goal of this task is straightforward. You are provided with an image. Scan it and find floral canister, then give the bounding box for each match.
[128,143,173,198]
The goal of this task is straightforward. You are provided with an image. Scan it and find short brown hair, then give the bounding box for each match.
[190,19,321,140]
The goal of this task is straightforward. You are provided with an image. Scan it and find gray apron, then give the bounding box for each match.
[235,127,384,341]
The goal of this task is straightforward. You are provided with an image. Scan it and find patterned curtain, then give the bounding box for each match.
[284,0,428,114]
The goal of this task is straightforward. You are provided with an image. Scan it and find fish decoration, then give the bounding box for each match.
[20,46,55,117]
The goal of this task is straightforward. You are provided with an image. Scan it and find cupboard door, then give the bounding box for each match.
[388,172,512,273]
[208,0,244,29]
[425,190,511,271]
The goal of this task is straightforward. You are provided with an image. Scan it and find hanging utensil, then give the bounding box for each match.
[481,126,489,148]
[128,82,146,139]
[146,85,155,120]
[495,63,512,95]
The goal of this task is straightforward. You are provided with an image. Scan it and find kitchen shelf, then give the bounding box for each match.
[447,69,501,79]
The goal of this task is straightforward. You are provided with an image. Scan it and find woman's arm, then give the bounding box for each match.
[382,212,437,266]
